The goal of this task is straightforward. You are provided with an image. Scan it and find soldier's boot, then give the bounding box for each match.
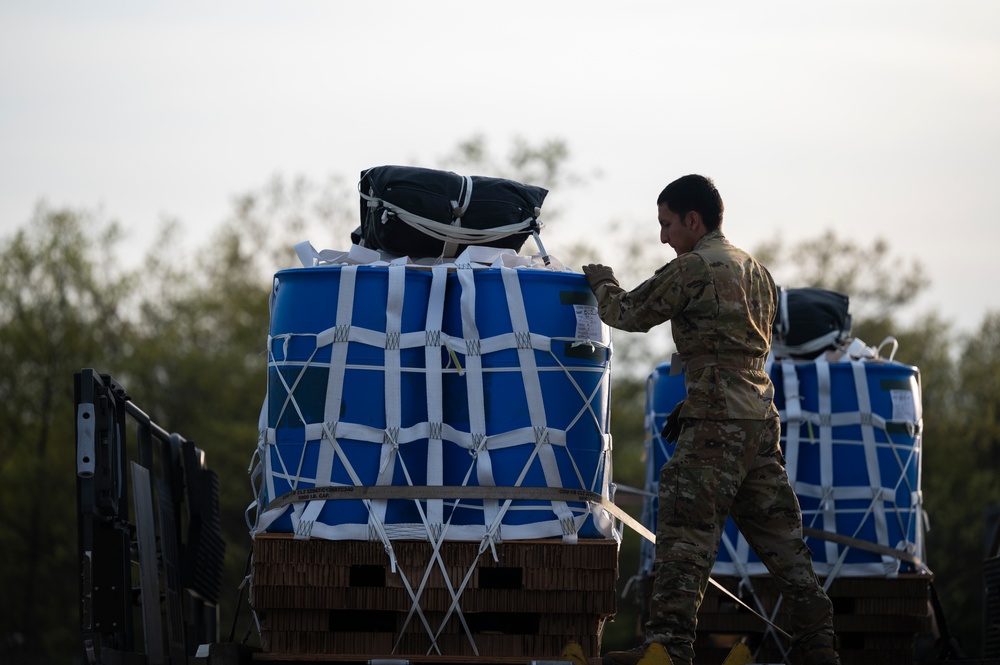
[602,642,683,665]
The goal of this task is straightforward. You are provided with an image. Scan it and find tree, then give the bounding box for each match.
[0,205,138,661]
[121,174,354,645]
[922,312,1000,656]
[755,229,929,326]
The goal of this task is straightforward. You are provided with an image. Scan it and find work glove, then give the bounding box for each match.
[660,399,685,444]
[582,264,619,291]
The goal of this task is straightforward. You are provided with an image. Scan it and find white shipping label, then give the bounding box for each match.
[574,305,608,344]
[890,389,916,422]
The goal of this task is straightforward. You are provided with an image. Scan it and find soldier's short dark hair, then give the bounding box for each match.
[657,175,724,231]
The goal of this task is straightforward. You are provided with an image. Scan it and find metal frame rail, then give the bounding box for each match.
[75,368,227,665]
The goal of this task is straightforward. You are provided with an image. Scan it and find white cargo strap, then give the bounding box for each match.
[292,267,358,539]
[455,266,500,534]
[815,359,838,564]
[780,358,802,485]
[850,359,893,573]
[394,264,476,656]
[424,265,448,528]
[371,266,407,530]
[501,267,577,542]
[441,176,473,257]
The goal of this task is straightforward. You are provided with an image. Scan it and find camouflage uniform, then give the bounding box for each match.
[591,230,837,665]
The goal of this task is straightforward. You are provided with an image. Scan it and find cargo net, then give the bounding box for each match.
[639,339,927,584]
[247,244,616,549]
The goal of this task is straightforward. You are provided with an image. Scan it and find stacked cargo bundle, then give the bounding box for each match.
[245,166,618,660]
[633,288,933,665]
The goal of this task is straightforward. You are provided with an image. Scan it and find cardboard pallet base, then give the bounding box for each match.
[251,535,617,660]
[636,573,934,665]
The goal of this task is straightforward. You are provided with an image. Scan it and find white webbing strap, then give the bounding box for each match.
[456,267,499,533]
[500,267,576,541]
[373,203,535,248]
[372,273,467,662]
[245,441,270,534]
[371,265,407,530]
[269,337,316,445]
[324,266,358,423]
[776,287,790,342]
[440,176,473,258]
[815,358,838,564]
[430,537,495,657]
[395,514,477,657]
[317,422,443,651]
[263,338,312,521]
[779,358,802,486]
[292,267,358,539]
[424,265,448,528]
[850,360,893,573]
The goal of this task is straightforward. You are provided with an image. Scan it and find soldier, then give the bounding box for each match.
[583,175,839,665]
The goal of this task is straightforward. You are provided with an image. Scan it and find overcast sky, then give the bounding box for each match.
[2,1,998,339]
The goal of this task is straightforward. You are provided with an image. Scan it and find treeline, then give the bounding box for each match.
[1,149,998,662]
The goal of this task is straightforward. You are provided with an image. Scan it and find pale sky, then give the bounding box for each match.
[2,1,998,337]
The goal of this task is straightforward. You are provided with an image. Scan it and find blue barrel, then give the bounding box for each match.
[439,268,612,538]
[263,265,434,533]
[640,358,924,577]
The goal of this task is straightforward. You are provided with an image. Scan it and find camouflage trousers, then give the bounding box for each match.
[646,416,836,665]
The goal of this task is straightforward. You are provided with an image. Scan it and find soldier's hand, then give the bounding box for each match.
[582,264,619,291]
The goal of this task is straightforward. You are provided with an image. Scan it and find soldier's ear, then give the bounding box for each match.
[686,211,703,230]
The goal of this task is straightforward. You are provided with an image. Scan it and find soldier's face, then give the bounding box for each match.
[658,204,698,255]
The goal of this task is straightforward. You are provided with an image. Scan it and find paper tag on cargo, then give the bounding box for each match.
[890,389,916,422]
[573,305,607,344]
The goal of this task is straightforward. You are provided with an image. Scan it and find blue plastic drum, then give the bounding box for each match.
[264,265,434,531]
[439,269,612,537]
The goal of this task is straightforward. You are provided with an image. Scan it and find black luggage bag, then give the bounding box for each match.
[353,165,548,259]
[773,287,852,358]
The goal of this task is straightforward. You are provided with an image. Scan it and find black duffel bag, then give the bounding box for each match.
[353,165,548,259]
[772,287,852,358]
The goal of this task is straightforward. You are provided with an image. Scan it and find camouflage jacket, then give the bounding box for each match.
[592,230,779,420]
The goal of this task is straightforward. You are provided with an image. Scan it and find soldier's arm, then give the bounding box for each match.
[592,259,695,332]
